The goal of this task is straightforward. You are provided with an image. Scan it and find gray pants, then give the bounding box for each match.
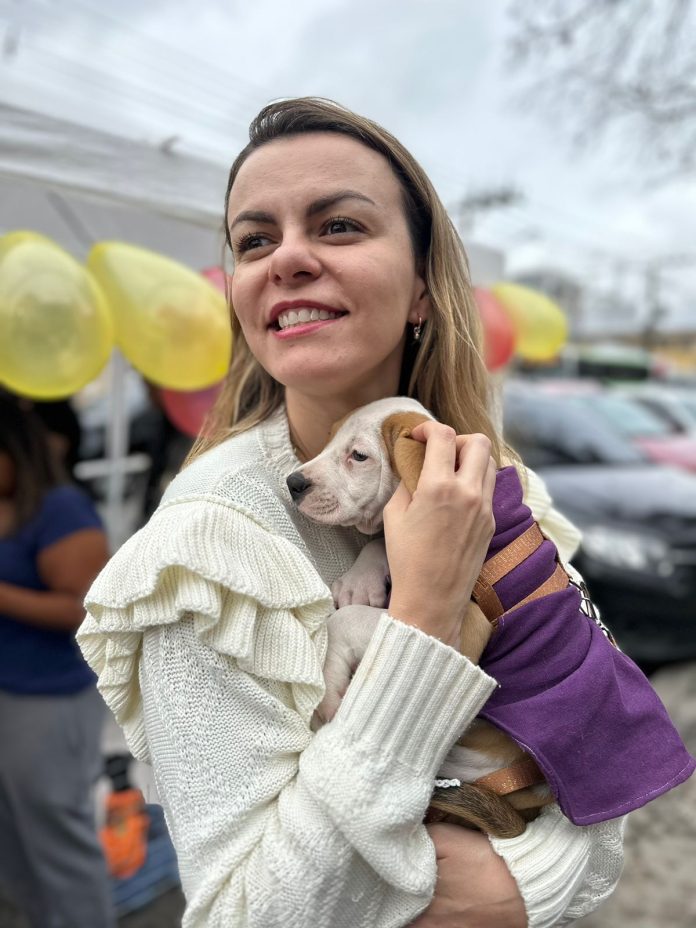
[0,685,116,928]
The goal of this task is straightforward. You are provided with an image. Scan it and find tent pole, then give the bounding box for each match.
[105,349,130,550]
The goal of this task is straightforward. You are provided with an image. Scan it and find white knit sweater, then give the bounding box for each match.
[78,407,624,928]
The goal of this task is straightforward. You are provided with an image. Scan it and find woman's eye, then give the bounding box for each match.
[323,216,362,236]
[351,450,369,462]
[234,232,271,253]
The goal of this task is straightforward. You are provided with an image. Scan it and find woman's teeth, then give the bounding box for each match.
[276,308,343,330]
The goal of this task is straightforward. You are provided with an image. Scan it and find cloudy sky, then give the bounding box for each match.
[2,0,696,329]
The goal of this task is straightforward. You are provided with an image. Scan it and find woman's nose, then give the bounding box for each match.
[268,235,322,285]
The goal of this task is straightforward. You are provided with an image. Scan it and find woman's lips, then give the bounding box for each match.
[272,314,346,339]
[275,306,344,329]
[268,300,346,328]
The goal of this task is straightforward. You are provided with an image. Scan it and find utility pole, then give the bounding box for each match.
[642,253,696,351]
[643,267,665,352]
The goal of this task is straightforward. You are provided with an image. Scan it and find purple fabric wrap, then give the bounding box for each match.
[476,466,695,825]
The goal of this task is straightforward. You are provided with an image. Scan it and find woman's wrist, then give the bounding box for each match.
[387,595,462,649]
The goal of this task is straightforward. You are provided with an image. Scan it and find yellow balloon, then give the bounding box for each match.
[0,233,114,399]
[491,283,568,362]
[0,230,54,260]
[88,243,231,390]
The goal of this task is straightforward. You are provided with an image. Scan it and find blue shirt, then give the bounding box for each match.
[0,485,103,695]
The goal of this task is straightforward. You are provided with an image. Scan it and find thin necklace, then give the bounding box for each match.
[288,426,311,463]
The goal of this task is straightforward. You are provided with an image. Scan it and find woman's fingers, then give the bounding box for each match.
[384,422,498,643]
[455,433,493,486]
[409,420,458,485]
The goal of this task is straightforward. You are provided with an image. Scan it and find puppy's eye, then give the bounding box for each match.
[351,450,369,462]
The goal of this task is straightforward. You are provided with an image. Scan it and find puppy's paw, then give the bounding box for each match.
[332,574,389,608]
[313,605,383,727]
[332,538,390,608]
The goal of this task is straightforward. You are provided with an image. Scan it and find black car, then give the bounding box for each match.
[503,383,696,669]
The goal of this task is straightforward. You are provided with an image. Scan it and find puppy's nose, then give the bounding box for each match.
[286,471,312,502]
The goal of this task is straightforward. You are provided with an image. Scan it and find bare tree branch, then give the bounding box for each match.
[506,0,696,178]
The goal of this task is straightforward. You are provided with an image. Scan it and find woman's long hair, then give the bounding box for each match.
[187,97,504,466]
[0,392,64,532]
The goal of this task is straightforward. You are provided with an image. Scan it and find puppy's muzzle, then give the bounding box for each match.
[286,471,313,502]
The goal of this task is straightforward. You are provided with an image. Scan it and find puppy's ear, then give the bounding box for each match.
[381,412,430,495]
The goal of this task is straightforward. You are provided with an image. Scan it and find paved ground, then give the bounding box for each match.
[2,662,695,927]
[577,661,696,928]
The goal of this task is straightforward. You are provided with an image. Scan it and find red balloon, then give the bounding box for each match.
[160,381,224,438]
[200,266,227,294]
[473,287,516,371]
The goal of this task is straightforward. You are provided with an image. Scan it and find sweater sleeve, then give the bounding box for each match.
[483,466,625,927]
[79,497,496,928]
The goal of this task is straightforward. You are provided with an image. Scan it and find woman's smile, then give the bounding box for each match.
[269,299,348,337]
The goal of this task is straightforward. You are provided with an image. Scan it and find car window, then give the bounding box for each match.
[678,396,696,421]
[586,395,672,437]
[631,397,684,434]
[503,391,646,467]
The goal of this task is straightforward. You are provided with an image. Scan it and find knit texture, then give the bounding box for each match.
[79,406,624,927]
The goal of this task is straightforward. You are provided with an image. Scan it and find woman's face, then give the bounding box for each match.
[226,132,429,406]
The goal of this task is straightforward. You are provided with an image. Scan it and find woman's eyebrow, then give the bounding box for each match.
[306,190,376,216]
[229,190,376,231]
[228,209,275,231]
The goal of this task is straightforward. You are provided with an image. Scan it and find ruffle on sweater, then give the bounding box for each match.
[78,496,334,761]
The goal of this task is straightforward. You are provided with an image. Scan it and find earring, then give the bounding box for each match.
[413,315,423,342]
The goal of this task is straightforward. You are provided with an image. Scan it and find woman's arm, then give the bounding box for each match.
[137,609,497,928]
[0,528,109,631]
[390,452,623,928]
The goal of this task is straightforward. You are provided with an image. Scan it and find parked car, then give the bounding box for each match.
[613,383,696,437]
[503,382,696,669]
[513,384,696,474]
[584,392,696,473]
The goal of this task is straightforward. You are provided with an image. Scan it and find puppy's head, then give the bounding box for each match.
[286,397,432,533]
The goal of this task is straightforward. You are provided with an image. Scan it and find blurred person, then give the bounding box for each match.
[77,98,630,928]
[31,398,83,479]
[0,392,115,928]
[139,383,194,523]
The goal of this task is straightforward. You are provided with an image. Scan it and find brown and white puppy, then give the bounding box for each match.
[287,397,552,838]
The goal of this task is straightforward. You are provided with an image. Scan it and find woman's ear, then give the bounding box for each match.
[409,278,431,325]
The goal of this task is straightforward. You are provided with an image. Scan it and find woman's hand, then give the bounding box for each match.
[410,824,527,928]
[384,422,496,647]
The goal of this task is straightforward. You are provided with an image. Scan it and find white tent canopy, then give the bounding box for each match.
[0,101,230,266]
[0,102,238,546]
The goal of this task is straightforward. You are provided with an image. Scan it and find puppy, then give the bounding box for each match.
[287,397,553,838]
[287,397,696,837]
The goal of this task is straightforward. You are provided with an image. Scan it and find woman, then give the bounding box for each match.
[79,98,625,927]
[0,393,114,927]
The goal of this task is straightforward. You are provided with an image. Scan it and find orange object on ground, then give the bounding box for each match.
[100,789,150,879]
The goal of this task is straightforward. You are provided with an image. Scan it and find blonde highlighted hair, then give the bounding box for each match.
[187,97,504,466]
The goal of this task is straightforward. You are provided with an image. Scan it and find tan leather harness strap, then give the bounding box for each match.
[501,562,569,618]
[473,756,545,796]
[471,578,504,625]
[473,524,545,624]
[479,524,545,586]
